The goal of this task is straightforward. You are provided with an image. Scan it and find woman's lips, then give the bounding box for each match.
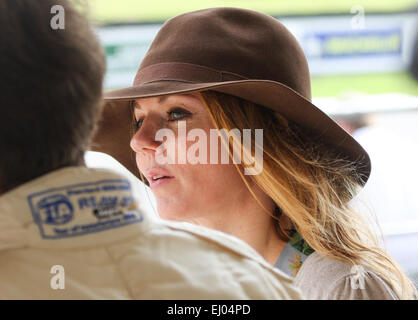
[145,168,174,189]
[149,176,174,188]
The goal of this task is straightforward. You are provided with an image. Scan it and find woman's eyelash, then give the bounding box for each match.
[134,108,191,130]
[134,118,143,130]
[167,108,191,121]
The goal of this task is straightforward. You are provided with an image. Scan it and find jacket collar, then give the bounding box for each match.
[0,166,147,251]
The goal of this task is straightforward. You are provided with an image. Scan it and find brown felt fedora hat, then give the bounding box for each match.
[97,7,371,189]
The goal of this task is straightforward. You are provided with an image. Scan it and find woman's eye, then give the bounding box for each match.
[133,108,191,130]
[167,108,191,121]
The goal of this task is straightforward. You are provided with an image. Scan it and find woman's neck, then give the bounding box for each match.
[183,194,288,266]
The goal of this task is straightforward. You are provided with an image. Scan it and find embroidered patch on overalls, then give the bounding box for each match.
[27,179,143,239]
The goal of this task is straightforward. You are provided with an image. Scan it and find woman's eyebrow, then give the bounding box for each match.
[133,93,199,109]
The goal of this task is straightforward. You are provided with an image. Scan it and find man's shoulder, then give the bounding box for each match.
[147,218,279,268]
[139,218,298,284]
[108,217,303,299]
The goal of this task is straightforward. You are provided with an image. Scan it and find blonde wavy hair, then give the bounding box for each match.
[199,90,417,300]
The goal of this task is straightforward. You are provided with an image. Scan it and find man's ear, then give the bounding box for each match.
[90,100,140,180]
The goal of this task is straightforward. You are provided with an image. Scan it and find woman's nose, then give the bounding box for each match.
[130,117,162,155]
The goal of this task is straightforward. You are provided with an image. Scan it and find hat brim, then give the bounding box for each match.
[95,79,371,189]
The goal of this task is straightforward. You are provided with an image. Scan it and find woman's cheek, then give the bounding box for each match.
[153,133,178,165]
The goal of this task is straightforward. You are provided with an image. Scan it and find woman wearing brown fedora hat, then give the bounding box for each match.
[92,8,416,299]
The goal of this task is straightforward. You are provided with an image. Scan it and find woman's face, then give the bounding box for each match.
[130,92,252,221]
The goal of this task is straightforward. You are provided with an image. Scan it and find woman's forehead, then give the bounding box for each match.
[133,92,201,109]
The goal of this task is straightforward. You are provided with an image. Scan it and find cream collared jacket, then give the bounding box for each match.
[0,167,302,299]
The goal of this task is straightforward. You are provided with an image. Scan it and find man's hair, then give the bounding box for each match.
[0,0,106,192]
